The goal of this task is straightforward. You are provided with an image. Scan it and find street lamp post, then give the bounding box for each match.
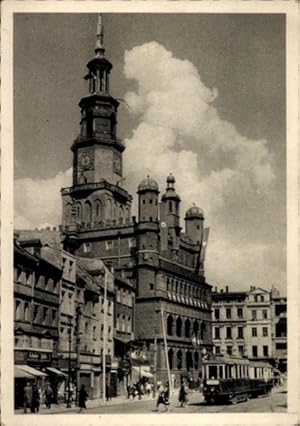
[192,333,202,385]
[67,317,72,408]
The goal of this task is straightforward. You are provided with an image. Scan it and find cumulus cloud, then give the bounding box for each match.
[123,41,284,291]
[14,168,72,229]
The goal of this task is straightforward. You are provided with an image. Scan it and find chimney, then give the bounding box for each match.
[214,286,218,293]
[220,289,224,293]
[225,286,229,293]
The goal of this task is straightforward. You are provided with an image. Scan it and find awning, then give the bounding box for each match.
[132,366,153,379]
[46,367,67,377]
[18,365,48,377]
[14,366,35,379]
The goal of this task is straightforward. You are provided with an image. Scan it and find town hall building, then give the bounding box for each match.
[61,15,213,385]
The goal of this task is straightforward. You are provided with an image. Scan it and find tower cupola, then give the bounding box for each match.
[160,174,181,230]
[185,204,204,244]
[84,14,112,95]
[137,176,159,223]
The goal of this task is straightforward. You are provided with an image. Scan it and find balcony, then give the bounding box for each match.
[61,181,132,201]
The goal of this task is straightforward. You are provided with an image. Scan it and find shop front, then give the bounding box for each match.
[15,349,66,407]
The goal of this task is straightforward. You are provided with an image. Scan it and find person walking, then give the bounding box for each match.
[106,382,112,401]
[178,380,189,407]
[23,382,33,414]
[156,382,170,412]
[31,384,40,412]
[145,381,151,397]
[78,385,88,413]
[44,384,53,409]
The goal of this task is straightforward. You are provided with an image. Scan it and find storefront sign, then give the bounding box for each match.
[27,351,52,363]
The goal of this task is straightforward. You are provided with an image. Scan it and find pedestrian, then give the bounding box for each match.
[31,384,40,412]
[178,380,188,407]
[156,383,169,412]
[126,384,131,399]
[145,381,151,397]
[140,382,145,398]
[106,382,112,401]
[23,381,33,414]
[44,384,53,409]
[78,385,88,413]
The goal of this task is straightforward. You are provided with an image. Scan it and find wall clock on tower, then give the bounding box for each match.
[78,151,94,170]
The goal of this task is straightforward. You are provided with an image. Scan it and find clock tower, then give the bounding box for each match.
[61,15,132,233]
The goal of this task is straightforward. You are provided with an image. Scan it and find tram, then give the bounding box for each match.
[202,355,273,404]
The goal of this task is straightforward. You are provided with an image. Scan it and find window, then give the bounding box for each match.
[260,295,265,302]
[52,309,57,324]
[43,307,48,323]
[263,327,268,337]
[251,310,257,320]
[275,304,286,316]
[24,303,30,321]
[237,327,244,339]
[252,346,258,357]
[83,242,91,253]
[127,316,131,333]
[106,241,113,251]
[262,309,268,319]
[226,327,232,339]
[276,342,287,350]
[149,199,153,204]
[116,289,120,303]
[215,346,221,355]
[214,309,220,320]
[15,300,22,321]
[33,305,39,322]
[252,327,257,337]
[237,307,243,318]
[254,295,258,302]
[226,308,231,319]
[149,283,154,290]
[238,345,244,356]
[226,346,232,356]
[263,345,269,357]
[214,327,220,339]
[93,326,96,340]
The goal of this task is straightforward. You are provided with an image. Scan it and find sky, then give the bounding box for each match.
[14,13,286,294]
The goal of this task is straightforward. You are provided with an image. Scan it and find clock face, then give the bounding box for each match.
[113,152,122,175]
[78,151,94,170]
[161,221,167,228]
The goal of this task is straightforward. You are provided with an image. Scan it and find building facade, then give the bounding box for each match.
[271,286,287,372]
[14,237,61,407]
[15,228,115,400]
[61,15,213,386]
[246,286,272,361]
[211,287,247,358]
[212,286,274,364]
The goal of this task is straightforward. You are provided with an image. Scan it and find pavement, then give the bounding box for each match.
[15,385,286,415]
[15,392,159,415]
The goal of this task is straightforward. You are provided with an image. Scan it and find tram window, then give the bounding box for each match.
[226,365,231,379]
[219,365,223,378]
[208,366,218,379]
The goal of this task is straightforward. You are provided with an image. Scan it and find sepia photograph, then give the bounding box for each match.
[1,1,299,424]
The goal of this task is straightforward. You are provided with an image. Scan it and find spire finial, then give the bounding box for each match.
[95,13,105,56]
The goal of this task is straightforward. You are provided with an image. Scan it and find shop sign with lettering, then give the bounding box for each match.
[27,351,52,362]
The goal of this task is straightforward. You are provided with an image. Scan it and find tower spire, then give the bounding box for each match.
[95,13,105,57]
